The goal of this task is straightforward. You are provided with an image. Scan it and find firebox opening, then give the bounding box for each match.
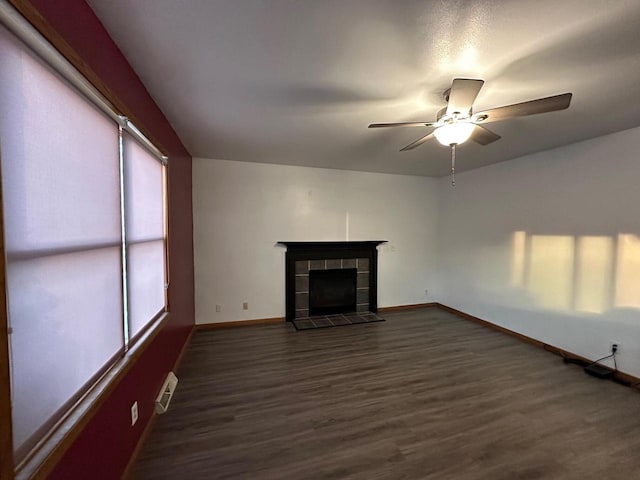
[309,268,357,315]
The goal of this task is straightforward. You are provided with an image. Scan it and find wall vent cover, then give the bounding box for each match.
[155,371,178,414]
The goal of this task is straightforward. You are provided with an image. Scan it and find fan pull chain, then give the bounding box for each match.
[450,144,456,187]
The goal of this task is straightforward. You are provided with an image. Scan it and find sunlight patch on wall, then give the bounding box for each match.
[511,231,640,313]
[615,234,640,308]
[575,236,613,314]
[527,235,574,310]
[510,231,527,287]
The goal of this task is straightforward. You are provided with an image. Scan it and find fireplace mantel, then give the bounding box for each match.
[278,241,387,321]
[278,240,387,253]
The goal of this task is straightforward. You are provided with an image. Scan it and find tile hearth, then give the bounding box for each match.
[292,311,385,330]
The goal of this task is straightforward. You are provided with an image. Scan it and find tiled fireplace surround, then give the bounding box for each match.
[294,257,370,318]
[279,241,386,321]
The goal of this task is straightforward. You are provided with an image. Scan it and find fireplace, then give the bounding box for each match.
[278,241,386,321]
[309,268,357,315]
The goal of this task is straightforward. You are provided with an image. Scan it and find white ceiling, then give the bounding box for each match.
[87,0,640,177]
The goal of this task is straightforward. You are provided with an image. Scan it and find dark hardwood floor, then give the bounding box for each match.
[131,308,640,479]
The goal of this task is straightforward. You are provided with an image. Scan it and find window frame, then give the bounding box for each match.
[0,2,171,478]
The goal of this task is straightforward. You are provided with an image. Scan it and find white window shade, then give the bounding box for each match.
[0,27,122,253]
[6,250,124,455]
[123,132,167,339]
[0,24,124,456]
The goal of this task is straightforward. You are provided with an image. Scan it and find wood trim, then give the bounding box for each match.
[167,326,195,378]
[122,325,195,479]
[436,304,546,348]
[16,314,171,480]
[196,317,285,330]
[612,369,640,389]
[378,302,437,313]
[0,130,15,479]
[122,414,157,480]
[436,303,640,389]
[6,0,171,157]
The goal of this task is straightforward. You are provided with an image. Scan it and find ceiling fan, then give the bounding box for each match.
[368,78,572,185]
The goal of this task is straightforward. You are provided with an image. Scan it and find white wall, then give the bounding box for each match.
[193,159,439,324]
[436,126,640,377]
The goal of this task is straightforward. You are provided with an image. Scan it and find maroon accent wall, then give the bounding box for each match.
[24,1,195,478]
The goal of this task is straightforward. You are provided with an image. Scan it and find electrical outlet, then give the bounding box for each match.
[215,304,222,313]
[131,401,138,426]
[242,302,248,310]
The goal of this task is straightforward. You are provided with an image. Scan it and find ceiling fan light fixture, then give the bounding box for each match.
[433,122,474,146]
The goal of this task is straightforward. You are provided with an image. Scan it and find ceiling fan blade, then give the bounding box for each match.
[474,93,572,123]
[400,132,435,151]
[470,125,501,145]
[369,122,434,128]
[446,78,484,116]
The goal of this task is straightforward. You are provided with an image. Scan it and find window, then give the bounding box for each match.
[123,131,168,340]
[0,18,168,466]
